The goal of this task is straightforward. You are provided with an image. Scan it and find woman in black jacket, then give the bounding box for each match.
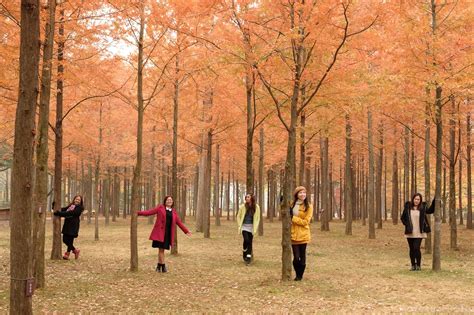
[400,193,435,271]
[54,195,84,260]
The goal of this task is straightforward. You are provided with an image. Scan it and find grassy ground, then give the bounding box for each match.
[0,216,473,313]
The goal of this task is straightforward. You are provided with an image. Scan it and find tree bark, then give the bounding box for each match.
[172,62,181,252]
[94,104,103,241]
[432,84,443,271]
[376,122,383,229]
[392,148,399,225]
[345,115,353,235]
[448,96,457,250]
[226,168,230,221]
[245,72,255,194]
[403,126,410,203]
[424,101,432,253]
[10,0,40,312]
[130,2,145,272]
[33,0,56,289]
[458,115,463,226]
[215,144,221,227]
[442,160,447,223]
[203,132,212,238]
[320,137,330,231]
[51,8,65,260]
[466,113,472,229]
[367,111,376,239]
[195,135,207,232]
[258,128,264,236]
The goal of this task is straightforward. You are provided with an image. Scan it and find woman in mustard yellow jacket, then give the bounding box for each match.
[237,193,261,264]
[291,186,313,281]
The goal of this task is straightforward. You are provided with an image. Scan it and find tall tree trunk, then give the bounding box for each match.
[226,168,230,221]
[94,104,103,241]
[258,128,265,236]
[246,72,255,194]
[466,113,472,229]
[339,163,343,220]
[234,170,238,221]
[314,164,320,221]
[320,137,329,230]
[171,53,179,253]
[345,115,353,235]
[424,101,432,253]
[195,135,207,232]
[442,160,447,223]
[123,167,128,219]
[329,162,334,221]
[299,112,306,185]
[458,115,463,226]
[403,126,410,203]
[268,168,275,222]
[112,169,118,222]
[432,84,443,271]
[215,145,221,227]
[51,8,65,260]
[367,111,376,239]
[33,0,56,289]
[281,121,297,280]
[193,164,199,217]
[448,96,457,250]
[376,122,383,229]
[392,149,399,225]
[384,154,387,221]
[410,132,416,197]
[203,132,212,238]
[87,164,93,223]
[10,0,40,312]
[130,3,145,272]
[104,169,110,225]
[313,162,318,221]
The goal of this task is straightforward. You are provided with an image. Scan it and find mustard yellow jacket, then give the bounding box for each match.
[291,203,313,244]
[237,204,261,235]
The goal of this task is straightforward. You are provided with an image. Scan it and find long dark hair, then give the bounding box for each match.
[163,195,174,208]
[70,195,84,208]
[411,193,423,210]
[245,193,256,215]
[292,190,309,211]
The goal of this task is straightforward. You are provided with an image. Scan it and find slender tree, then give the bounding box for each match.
[10,0,40,312]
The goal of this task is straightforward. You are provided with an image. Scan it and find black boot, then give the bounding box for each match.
[299,264,306,280]
[293,261,301,281]
[156,263,162,272]
[161,264,167,273]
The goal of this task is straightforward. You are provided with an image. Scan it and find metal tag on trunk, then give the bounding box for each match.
[26,278,35,297]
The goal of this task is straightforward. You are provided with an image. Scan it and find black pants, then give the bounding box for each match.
[292,244,307,278]
[292,244,307,265]
[63,234,76,252]
[242,231,253,260]
[407,238,422,266]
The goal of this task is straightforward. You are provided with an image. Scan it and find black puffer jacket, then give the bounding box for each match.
[54,205,84,237]
[400,199,435,235]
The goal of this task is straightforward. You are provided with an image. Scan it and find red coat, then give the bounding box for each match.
[137,205,189,245]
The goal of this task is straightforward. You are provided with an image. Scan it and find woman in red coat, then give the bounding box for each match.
[138,195,191,272]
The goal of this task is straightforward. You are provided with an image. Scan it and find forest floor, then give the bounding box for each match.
[0,216,473,313]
